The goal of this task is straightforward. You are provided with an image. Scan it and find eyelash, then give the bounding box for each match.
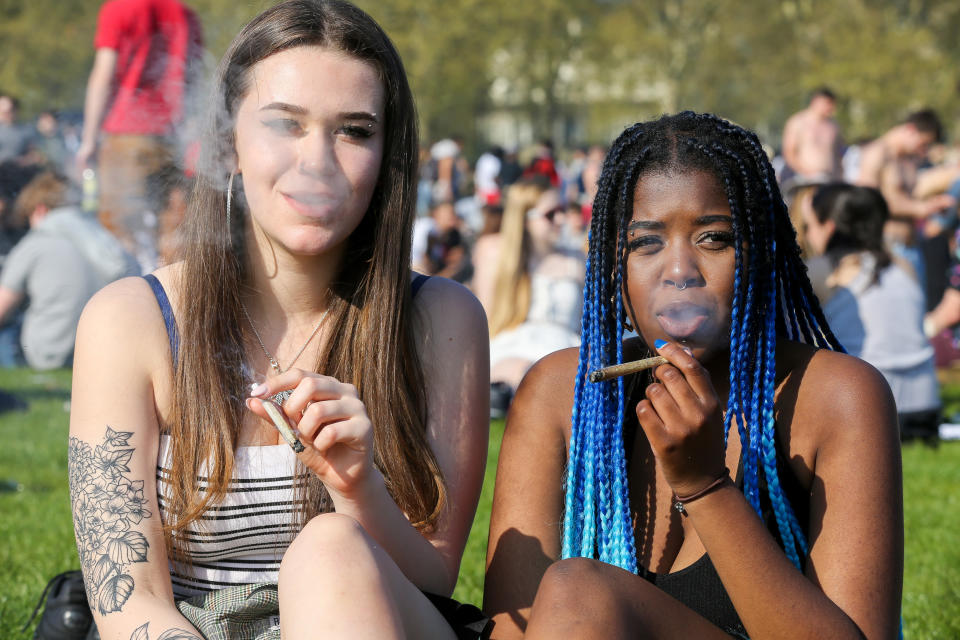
[626,231,734,253]
[698,231,735,248]
[263,120,374,139]
[339,125,374,139]
[264,118,303,135]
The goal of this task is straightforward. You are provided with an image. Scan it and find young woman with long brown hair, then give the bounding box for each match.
[472,179,585,400]
[67,2,490,638]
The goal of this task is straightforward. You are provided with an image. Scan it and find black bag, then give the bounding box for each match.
[23,570,93,640]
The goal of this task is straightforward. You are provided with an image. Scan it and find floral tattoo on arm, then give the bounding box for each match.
[69,427,152,615]
[130,622,202,640]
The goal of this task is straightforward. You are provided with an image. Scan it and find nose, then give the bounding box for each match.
[297,130,338,177]
[662,243,705,290]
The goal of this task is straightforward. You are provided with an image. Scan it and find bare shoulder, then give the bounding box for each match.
[784,342,898,445]
[80,276,162,334]
[784,111,803,130]
[412,274,488,338]
[81,262,181,326]
[509,346,581,444]
[76,272,173,376]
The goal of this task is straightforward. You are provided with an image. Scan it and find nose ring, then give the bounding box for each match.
[675,281,688,290]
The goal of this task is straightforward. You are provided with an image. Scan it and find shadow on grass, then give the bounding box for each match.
[0,388,71,410]
[0,389,29,413]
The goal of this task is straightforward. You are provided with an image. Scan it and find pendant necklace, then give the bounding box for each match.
[240,301,329,405]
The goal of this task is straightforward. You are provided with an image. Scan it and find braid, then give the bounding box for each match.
[563,124,648,568]
[563,111,834,573]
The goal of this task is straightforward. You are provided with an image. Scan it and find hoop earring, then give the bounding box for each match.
[623,316,634,332]
[226,170,236,245]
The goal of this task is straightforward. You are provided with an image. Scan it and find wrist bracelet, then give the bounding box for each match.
[673,468,731,517]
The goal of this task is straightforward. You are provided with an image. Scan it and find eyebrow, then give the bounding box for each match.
[260,102,308,115]
[627,214,733,231]
[259,102,379,123]
[696,214,733,226]
[627,220,664,231]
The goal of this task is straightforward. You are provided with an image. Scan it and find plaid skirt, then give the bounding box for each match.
[175,583,491,640]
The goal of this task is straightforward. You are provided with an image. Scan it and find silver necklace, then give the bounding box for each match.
[240,301,329,402]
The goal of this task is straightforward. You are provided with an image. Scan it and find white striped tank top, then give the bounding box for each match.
[143,273,432,599]
[156,435,304,598]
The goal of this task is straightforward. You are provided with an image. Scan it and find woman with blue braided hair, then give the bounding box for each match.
[484,112,903,639]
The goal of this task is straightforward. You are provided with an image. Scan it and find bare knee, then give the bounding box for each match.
[525,558,629,639]
[279,513,376,584]
[536,558,616,611]
[278,515,406,637]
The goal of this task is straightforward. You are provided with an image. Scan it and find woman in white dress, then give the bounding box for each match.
[472,179,585,399]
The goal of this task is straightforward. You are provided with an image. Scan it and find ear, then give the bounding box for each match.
[29,204,50,226]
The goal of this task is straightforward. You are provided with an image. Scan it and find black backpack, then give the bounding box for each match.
[23,570,94,640]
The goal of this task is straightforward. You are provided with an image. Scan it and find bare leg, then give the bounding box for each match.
[278,513,457,640]
[523,558,733,640]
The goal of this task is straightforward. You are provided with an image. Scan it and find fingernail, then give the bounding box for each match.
[654,339,668,350]
[250,383,268,397]
[682,347,693,355]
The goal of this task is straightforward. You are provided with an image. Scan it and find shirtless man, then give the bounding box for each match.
[856,110,956,276]
[782,88,844,184]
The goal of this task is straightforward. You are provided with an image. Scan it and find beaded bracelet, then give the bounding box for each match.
[673,468,732,516]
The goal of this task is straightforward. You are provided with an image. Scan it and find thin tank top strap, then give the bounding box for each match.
[143,274,180,367]
[411,273,430,298]
[143,273,425,368]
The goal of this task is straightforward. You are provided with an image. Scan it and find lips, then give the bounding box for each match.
[655,303,712,340]
[282,191,337,216]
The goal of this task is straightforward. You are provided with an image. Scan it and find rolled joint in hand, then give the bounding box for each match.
[261,399,305,453]
[588,355,669,383]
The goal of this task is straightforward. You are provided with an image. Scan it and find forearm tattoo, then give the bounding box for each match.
[130,622,203,640]
[69,427,152,615]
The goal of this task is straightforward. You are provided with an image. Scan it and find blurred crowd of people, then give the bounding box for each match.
[777,88,960,441]
[3,8,960,445]
[0,0,199,370]
[404,91,960,437]
[409,137,605,416]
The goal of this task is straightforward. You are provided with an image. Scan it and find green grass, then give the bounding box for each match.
[0,369,77,636]
[1,369,958,638]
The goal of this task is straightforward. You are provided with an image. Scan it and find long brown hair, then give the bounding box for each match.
[164,0,444,559]
[487,180,549,336]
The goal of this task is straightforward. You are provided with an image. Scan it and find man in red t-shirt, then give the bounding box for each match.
[77,0,202,269]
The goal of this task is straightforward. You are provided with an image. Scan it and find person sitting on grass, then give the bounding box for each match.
[802,183,940,442]
[484,111,903,639]
[0,171,136,369]
[68,2,490,639]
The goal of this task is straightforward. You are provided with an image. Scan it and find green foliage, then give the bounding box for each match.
[0,0,100,113]
[3,0,959,150]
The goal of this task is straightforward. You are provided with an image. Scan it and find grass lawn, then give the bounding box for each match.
[1,368,958,638]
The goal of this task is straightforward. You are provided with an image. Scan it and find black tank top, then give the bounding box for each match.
[624,375,809,639]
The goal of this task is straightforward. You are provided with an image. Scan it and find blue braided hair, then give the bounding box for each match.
[562,111,845,572]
